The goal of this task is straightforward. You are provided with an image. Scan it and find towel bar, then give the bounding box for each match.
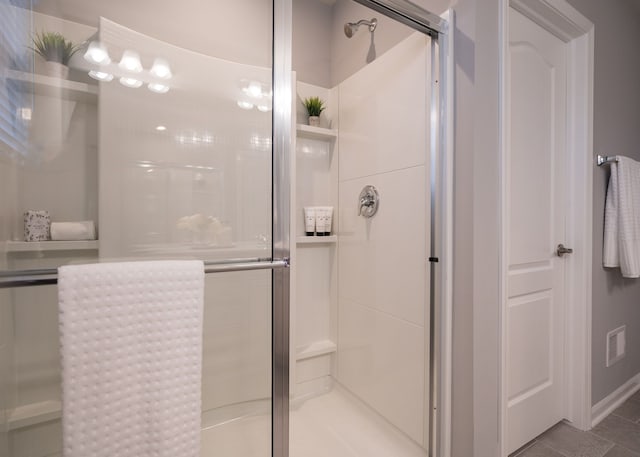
[597,154,618,166]
[0,258,289,289]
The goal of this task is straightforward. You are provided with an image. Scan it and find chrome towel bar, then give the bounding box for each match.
[0,258,289,289]
[597,154,618,166]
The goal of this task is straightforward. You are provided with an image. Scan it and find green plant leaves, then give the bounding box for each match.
[30,31,79,65]
[303,96,326,117]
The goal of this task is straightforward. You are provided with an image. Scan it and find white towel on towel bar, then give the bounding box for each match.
[58,260,204,457]
[603,156,640,278]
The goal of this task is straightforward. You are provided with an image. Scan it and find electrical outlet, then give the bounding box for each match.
[606,325,626,367]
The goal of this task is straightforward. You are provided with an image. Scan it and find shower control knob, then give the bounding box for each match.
[358,185,379,218]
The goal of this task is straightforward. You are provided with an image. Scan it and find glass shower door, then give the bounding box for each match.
[0,1,288,456]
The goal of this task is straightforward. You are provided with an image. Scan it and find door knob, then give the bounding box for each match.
[556,244,573,257]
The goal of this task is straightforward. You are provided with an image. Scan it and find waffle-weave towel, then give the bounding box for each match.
[604,156,640,278]
[58,260,204,457]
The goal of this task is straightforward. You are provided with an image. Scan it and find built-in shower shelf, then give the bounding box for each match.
[296,339,337,361]
[296,235,337,245]
[296,124,338,141]
[6,70,98,104]
[8,400,61,430]
[5,240,99,252]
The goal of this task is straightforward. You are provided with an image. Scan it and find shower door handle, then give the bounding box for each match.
[0,259,289,289]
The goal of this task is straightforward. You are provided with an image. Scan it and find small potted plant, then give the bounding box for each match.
[31,31,79,79]
[302,96,325,127]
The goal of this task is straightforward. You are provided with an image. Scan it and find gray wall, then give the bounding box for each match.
[566,0,640,405]
[292,0,450,88]
[329,0,449,86]
[34,0,274,67]
[329,0,413,86]
[292,0,333,87]
[450,1,477,454]
[450,0,502,455]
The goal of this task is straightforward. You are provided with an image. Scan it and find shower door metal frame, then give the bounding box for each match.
[0,1,451,456]
[349,4,452,457]
[271,2,454,456]
[272,2,292,457]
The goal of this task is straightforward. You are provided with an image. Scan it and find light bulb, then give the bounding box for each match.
[88,70,114,82]
[119,77,143,88]
[244,81,262,98]
[150,58,172,79]
[148,83,170,94]
[84,41,111,65]
[119,50,143,73]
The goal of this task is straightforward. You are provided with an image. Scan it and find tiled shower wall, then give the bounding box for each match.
[336,32,430,447]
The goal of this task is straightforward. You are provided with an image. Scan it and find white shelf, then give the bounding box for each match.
[8,400,61,430]
[296,340,337,361]
[6,69,98,104]
[5,240,99,252]
[296,124,338,141]
[296,235,337,245]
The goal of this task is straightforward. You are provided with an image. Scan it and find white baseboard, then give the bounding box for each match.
[591,372,640,427]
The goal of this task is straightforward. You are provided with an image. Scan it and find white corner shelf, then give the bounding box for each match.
[8,400,61,430]
[5,240,99,252]
[296,124,338,141]
[296,339,337,361]
[296,235,337,245]
[6,69,98,104]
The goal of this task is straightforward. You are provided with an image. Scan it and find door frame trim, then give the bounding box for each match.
[498,0,594,454]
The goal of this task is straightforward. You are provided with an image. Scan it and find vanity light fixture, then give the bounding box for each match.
[88,70,114,82]
[237,101,254,110]
[148,82,170,94]
[242,81,264,98]
[150,58,172,79]
[119,76,143,88]
[119,50,143,73]
[84,41,111,65]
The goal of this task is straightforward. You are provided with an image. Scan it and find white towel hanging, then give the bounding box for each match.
[58,260,204,457]
[603,156,640,278]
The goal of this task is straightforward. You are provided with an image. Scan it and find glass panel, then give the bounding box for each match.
[0,1,274,456]
[290,1,432,456]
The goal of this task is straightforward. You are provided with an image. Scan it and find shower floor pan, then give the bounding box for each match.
[201,384,427,457]
[8,386,425,456]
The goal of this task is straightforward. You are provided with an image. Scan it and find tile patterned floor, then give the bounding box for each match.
[512,391,640,457]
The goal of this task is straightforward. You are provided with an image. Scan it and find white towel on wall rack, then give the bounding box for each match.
[603,156,640,278]
[58,260,204,457]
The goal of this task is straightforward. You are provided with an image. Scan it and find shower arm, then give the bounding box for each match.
[352,19,377,31]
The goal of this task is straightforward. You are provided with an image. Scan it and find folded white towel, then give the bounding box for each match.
[603,156,640,278]
[58,260,204,457]
[50,221,96,241]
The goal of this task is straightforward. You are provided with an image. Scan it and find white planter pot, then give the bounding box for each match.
[44,61,69,79]
[308,116,320,127]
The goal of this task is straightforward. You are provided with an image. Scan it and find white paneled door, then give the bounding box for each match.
[507,7,569,453]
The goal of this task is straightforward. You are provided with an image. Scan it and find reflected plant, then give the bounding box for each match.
[30,31,79,65]
[302,96,326,117]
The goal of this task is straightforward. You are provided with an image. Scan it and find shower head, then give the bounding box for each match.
[344,18,377,38]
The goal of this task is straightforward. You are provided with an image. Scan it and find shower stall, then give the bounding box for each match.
[0,0,451,456]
